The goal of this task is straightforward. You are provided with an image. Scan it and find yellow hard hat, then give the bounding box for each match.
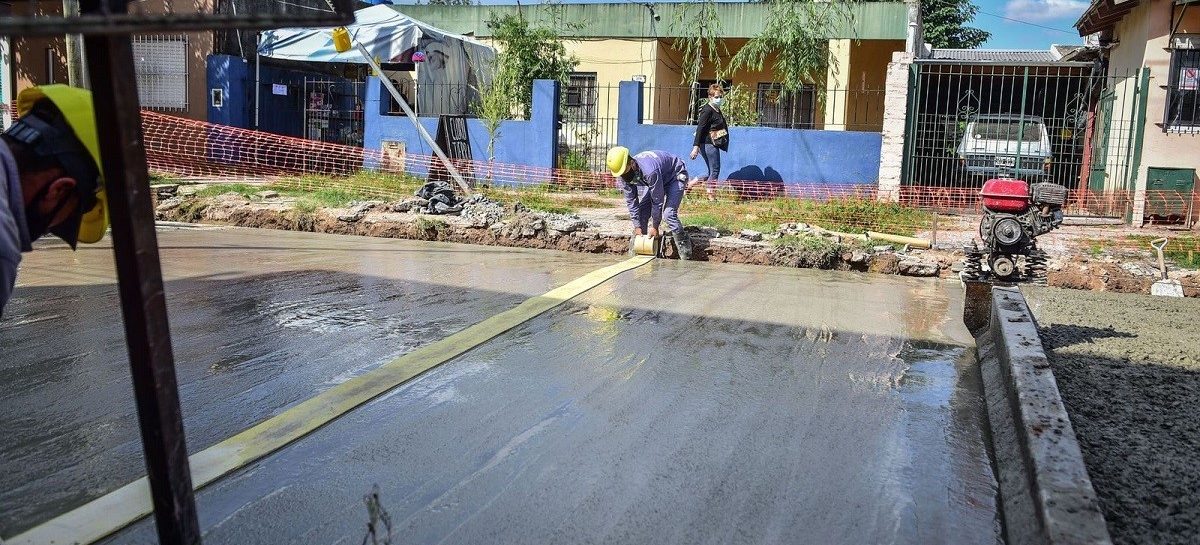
[606,146,631,177]
[15,85,106,246]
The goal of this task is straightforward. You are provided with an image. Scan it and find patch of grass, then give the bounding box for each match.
[772,233,838,253]
[293,199,319,214]
[1126,235,1200,269]
[481,188,615,215]
[149,172,179,184]
[195,183,260,198]
[682,196,932,237]
[263,171,426,204]
[413,216,447,234]
[681,212,777,235]
[175,200,208,223]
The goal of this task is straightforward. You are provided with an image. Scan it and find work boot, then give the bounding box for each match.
[672,230,693,260]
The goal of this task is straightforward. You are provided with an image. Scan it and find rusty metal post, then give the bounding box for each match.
[81,0,201,543]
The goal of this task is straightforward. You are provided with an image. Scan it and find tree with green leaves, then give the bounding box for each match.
[424,0,473,6]
[486,11,578,119]
[472,11,577,174]
[727,0,858,98]
[921,0,990,49]
[671,0,726,87]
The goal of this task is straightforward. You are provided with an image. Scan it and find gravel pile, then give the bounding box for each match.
[1024,287,1200,545]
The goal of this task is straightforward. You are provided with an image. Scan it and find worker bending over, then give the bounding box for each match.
[1,85,106,316]
[606,146,693,260]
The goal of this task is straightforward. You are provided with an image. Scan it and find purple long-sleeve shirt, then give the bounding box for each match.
[1,142,33,318]
[622,150,687,230]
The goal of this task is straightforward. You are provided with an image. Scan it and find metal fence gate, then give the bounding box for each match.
[901,62,1147,217]
[303,78,366,147]
[559,77,620,175]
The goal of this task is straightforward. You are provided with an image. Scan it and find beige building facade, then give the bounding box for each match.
[1078,0,1200,223]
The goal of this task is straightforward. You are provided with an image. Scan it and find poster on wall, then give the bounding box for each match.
[381,140,406,173]
[1180,67,1199,91]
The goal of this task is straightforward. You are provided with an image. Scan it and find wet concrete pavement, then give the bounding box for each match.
[0,226,615,537]
[3,227,1006,544]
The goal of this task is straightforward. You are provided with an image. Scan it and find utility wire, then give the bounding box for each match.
[976,10,1079,35]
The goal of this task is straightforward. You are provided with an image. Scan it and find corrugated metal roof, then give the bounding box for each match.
[391,3,908,40]
[928,49,1060,63]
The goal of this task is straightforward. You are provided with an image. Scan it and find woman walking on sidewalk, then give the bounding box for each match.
[689,83,728,201]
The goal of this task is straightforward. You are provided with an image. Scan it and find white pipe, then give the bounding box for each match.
[355,42,472,195]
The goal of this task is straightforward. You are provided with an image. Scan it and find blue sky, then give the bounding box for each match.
[384,0,1089,51]
[971,0,1087,49]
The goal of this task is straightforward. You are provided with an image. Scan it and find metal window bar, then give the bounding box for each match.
[639,84,887,132]
[1165,49,1200,132]
[559,83,618,174]
[901,62,1145,218]
[565,73,598,124]
[131,34,188,112]
[302,78,365,147]
[756,83,816,129]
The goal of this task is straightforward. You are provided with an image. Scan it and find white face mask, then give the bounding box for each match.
[711,97,724,106]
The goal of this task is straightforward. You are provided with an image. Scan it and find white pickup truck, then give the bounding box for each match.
[956,114,1053,179]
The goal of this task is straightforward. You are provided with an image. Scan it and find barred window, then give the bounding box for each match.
[132,35,188,112]
[689,79,730,125]
[756,83,816,129]
[1165,48,1199,131]
[565,73,598,123]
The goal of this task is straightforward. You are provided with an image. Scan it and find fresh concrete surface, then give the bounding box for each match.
[4,227,1001,544]
[1025,287,1200,545]
[977,287,1110,545]
[0,226,614,537]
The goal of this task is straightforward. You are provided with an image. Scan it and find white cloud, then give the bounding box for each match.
[1004,0,1090,23]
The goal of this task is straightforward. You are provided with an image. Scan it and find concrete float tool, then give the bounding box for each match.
[1150,237,1184,297]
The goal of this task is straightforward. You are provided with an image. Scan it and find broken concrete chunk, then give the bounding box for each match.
[739,229,764,242]
[337,201,383,223]
[255,190,280,199]
[546,214,589,234]
[155,197,183,212]
[898,258,940,277]
[150,184,179,198]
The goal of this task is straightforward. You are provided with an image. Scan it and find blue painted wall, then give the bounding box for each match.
[617,81,881,188]
[207,55,250,128]
[207,54,361,140]
[364,77,560,182]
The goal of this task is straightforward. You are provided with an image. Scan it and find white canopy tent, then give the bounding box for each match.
[257,5,495,118]
[256,4,487,193]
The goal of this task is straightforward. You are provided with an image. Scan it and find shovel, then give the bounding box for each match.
[1150,238,1184,297]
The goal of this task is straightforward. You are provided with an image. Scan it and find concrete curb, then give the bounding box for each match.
[975,286,1112,545]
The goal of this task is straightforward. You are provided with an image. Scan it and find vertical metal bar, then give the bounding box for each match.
[254,37,261,130]
[80,1,201,543]
[1017,67,1029,181]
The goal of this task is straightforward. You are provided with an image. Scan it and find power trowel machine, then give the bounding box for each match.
[962,178,1068,285]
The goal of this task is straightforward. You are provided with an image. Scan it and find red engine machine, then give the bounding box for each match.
[964,178,1067,283]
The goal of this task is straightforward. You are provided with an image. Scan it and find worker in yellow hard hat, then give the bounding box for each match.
[1,85,106,317]
[607,145,693,259]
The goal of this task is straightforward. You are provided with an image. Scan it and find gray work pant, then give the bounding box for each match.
[633,173,687,233]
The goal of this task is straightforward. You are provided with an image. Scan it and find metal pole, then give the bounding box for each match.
[63,0,87,88]
[81,1,201,543]
[356,42,472,195]
[1016,67,1029,180]
[254,40,261,129]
